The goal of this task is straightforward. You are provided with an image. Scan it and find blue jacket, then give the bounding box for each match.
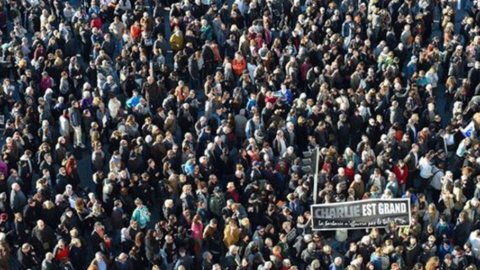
[277,89,293,105]
[69,108,82,127]
[438,243,453,260]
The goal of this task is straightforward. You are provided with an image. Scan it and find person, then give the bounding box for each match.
[114,252,133,270]
[10,183,26,213]
[89,252,108,270]
[174,247,194,269]
[393,160,409,195]
[69,100,85,149]
[131,198,151,230]
[31,220,56,257]
[53,239,70,264]
[41,252,56,270]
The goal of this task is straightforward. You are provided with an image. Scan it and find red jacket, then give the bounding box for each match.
[54,247,70,262]
[40,76,53,92]
[227,190,240,203]
[90,17,102,30]
[393,165,409,185]
[344,166,355,182]
[232,57,246,76]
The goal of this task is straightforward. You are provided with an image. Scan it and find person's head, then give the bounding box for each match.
[37,219,45,230]
[21,243,31,253]
[95,252,104,262]
[118,253,128,262]
[11,183,20,192]
[203,251,213,261]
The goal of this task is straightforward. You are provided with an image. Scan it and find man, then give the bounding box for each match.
[91,252,108,270]
[301,242,318,266]
[221,245,239,270]
[202,251,214,269]
[203,218,223,260]
[101,33,116,58]
[101,75,119,101]
[245,113,263,139]
[18,150,33,193]
[277,83,293,105]
[6,169,22,194]
[31,220,55,256]
[10,183,26,213]
[143,76,164,111]
[367,168,386,194]
[272,130,287,157]
[404,143,420,189]
[234,109,248,143]
[468,229,480,260]
[56,167,68,194]
[188,51,201,90]
[69,101,84,148]
[174,247,193,269]
[405,236,422,268]
[17,243,40,269]
[177,103,195,135]
[126,91,142,110]
[114,253,133,270]
[329,257,344,270]
[41,252,55,270]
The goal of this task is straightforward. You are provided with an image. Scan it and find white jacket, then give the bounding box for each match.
[108,99,121,119]
[59,115,71,137]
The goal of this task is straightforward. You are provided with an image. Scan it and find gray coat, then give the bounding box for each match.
[10,190,27,213]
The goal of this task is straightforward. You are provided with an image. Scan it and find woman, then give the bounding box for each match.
[425,256,440,270]
[74,198,89,230]
[86,202,106,230]
[180,184,195,210]
[91,142,105,172]
[444,75,457,113]
[131,198,151,230]
[423,203,440,228]
[169,26,184,52]
[191,214,204,256]
[64,153,80,188]
[393,160,409,195]
[124,115,140,139]
[53,239,70,264]
[223,218,241,247]
[41,200,59,229]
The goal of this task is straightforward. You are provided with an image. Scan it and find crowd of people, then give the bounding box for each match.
[1,0,480,268]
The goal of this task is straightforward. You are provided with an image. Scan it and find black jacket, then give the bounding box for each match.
[405,244,422,267]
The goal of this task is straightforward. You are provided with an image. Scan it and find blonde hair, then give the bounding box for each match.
[70,238,81,247]
[42,200,54,210]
